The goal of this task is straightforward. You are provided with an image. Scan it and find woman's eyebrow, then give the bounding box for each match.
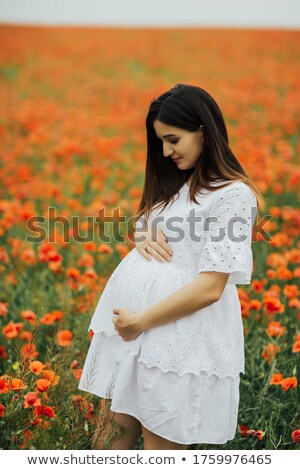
[157,133,178,139]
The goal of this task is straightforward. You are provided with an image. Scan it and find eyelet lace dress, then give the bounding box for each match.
[78,180,257,445]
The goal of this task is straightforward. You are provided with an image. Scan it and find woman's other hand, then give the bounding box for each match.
[134,227,173,263]
[112,308,143,341]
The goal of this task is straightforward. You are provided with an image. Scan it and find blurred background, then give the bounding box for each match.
[0,0,300,451]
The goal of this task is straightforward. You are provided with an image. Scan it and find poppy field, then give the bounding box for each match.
[0,25,300,450]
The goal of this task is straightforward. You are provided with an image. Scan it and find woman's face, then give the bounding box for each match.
[153,119,204,170]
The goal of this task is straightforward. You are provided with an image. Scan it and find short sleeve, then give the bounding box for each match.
[197,182,257,284]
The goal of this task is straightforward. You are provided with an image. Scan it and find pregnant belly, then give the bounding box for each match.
[88,248,196,335]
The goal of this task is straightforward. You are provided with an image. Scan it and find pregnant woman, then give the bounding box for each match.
[78,83,264,450]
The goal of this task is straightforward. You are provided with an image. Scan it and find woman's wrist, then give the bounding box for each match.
[136,312,150,333]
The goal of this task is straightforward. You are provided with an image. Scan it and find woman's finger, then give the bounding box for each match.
[134,228,173,262]
[135,246,152,261]
[135,241,152,259]
[145,241,171,263]
[158,229,173,257]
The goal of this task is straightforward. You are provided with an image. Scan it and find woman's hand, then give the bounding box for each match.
[134,226,173,263]
[112,308,143,342]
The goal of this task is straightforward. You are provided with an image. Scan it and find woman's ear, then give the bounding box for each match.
[199,125,207,144]
[198,125,205,142]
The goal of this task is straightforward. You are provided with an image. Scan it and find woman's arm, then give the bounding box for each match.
[137,271,230,331]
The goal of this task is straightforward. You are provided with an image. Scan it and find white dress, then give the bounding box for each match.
[78,180,257,445]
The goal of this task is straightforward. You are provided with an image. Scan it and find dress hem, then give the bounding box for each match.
[109,404,236,446]
[77,384,237,446]
[86,329,244,379]
[136,356,243,379]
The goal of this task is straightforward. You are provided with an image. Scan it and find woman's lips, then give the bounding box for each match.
[172,157,182,162]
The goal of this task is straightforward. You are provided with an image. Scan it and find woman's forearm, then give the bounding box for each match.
[137,274,221,331]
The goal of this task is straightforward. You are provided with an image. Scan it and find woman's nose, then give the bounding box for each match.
[163,143,174,157]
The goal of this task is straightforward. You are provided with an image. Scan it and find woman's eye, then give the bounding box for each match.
[170,140,178,144]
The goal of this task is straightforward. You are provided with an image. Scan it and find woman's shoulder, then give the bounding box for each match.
[207,180,257,208]
[210,179,254,196]
[194,179,243,198]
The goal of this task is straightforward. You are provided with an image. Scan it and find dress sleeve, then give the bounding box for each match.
[197,182,257,284]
